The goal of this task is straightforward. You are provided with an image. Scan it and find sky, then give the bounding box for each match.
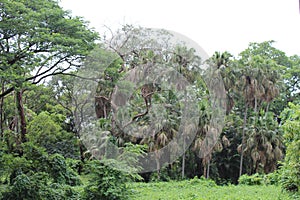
[60,0,300,57]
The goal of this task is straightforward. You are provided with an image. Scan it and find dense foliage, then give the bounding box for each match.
[280,103,300,192]
[0,0,299,199]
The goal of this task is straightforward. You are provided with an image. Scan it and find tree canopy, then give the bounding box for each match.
[0,1,299,199]
[0,0,98,97]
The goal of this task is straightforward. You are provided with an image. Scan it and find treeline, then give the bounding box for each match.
[0,0,299,199]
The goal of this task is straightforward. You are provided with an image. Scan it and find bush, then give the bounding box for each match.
[1,172,80,200]
[22,142,49,172]
[189,176,217,187]
[7,156,32,184]
[1,142,82,199]
[149,168,171,182]
[48,154,81,186]
[265,171,281,186]
[238,173,264,185]
[41,183,80,200]
[2,172,49,200]
[280,162,300,192]
[82,159,136,200]
[280,103,300,192]
[27,112,79,159]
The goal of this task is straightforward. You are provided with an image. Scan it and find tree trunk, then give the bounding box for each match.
[0,82,4,138]
[78,141,85,175]
[16,90,26,143]
[266,102,270,113]
[181,93,189,179]
[156,159,160,180]
[254,96,257,113]
[203,162,207,179]
[182,136,186,179]
[239,105,248,177]
[207,159,210,179]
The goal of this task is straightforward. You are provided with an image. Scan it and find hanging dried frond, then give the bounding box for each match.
[222,135,230,147]
[237,144,242,154]
[264,142,273,156]
[213,141,223,152]
[251,150,260,164]
[156,132,168,147]
[273,146,283,160]
[225,91,235,114]
[148,141,155,152]
[246,137,255,149]
[193,137,203,151]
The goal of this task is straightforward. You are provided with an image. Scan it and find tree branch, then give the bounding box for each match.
[0,87,14,98]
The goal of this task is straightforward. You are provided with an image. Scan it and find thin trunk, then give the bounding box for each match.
[182,136,185,179]
[16,90,26,143]
[203,162,207,179]
[254,96,257,113]
[264,102,270,119]
[0,82,4,138]
[156,158,160,180]
[75,106,85,174]
[253,96,259,123]
[266,102,270,113]
[207,159,210,179]
[239,105,248,177]
[182,93,187,179]
[78,141,85,174]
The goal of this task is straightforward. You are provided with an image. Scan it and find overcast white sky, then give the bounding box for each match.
[60,0,300,57]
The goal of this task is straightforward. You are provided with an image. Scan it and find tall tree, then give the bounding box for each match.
[78,26,215,178]
[0,0,98,142]
[235,41,283,177]
[209,51,235,114]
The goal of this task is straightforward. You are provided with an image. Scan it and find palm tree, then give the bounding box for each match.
[210,52,235,114]
[243,112,284,173]
[236,54,281,177]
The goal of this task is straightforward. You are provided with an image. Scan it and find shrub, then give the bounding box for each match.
[2,172,49,200]
[27,111,79,159]
[48,154,81,186]
[265,171,281,186]
[1,172,80,200]
[41,183,80,200]
[82,159,136,200]
[279,103,300,192]
[280,162,300,192]
[1,142,82,199]
[149,168,171,182]
[189,176,217,187]
[22,142,49,172]
[238,173,263,185]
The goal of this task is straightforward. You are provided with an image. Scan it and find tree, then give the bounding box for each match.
[238,41,290,115]
[235,41,283,177]
[0,0,98,142]
[283,55,300,104]
[280,103,300,192]
[214,113,243,183]
[76,26,220,179]
[27,111,79,158]
[209,51,235,114]
[243,112,284,174]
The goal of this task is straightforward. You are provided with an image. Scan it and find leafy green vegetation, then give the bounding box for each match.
[0,0,300,199]
[280,103,300,192]
[129,177,294,200]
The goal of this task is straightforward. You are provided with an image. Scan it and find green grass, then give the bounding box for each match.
[129,178,294,200]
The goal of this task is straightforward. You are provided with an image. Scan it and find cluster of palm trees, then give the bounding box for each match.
[211,48,284,178]
[89,26,286,181]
